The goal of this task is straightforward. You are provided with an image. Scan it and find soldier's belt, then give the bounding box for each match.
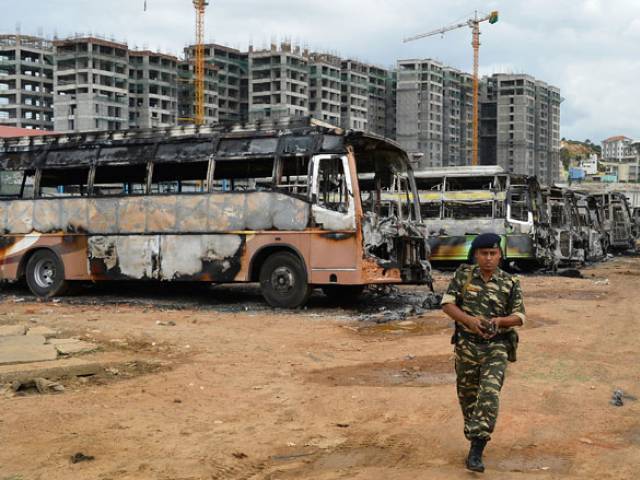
[457,329,511,344]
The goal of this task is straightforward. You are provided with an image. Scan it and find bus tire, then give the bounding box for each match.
[322,285,365,304]
[25,250,68,298]
[259,252,311,308]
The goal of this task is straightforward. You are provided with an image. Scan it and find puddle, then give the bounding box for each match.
[355,318,451,338]
[307,354,455,387]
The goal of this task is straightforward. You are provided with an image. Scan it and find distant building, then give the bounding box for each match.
[602,135,635,162]
[0,34,54,131]
[53,36,130,131]
[248,42,309,122]
[580,154,599,175]
[479,73,562,185]
[308,53,342,127]
[185,43,248,124]
[340,59,369,131]
[396,58,444,168]
[129,50,179,129]
[176,60,218,125]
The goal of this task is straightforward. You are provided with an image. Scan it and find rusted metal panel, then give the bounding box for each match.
[118,197,146,232]
[176,195,208,231]
[33,200,61,233]
[1,192,311,237]
[88,235,159,280]
[160,234,243,281]
[208,194,247,231]
[6,200,33,234]
[60,199,88,233]
[88,198,118,234]
[146,196,177,232]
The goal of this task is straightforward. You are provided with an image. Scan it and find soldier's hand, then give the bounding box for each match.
[482,318,498,338]
[466,316,490,338]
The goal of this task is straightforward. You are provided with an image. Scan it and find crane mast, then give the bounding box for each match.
[193,0,209,126]
[404,11,498,166]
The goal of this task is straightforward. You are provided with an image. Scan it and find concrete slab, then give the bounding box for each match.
[0,334,46,346]
[0,335,57,365]
[53,340,98,355]
[48,338,80,345]
[0,357,113,383]
[26,326,58,339]
[0,325,27,337]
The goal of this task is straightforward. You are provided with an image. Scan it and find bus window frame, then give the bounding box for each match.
[310,154,356,230]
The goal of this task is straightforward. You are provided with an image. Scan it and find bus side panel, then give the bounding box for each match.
[0,234,91,281]
[429,235,535,261]
[504,234,535,259]
[238,232,311,281]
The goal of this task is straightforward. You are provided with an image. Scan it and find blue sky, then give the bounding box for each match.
[3,0,639,143]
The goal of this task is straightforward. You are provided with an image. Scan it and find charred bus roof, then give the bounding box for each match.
[0,117,408,172]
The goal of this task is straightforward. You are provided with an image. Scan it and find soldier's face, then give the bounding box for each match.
[474,247,501,271]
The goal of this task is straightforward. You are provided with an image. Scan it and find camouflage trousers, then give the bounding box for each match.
[454,335,509,441]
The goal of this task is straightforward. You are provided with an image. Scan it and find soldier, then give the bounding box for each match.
[441,233,525,473]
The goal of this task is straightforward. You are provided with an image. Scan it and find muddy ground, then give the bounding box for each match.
[1,257,639,479]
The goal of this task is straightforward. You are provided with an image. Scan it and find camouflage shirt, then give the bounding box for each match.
[441,264,526,332]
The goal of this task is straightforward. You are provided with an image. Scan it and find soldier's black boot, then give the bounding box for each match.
[466,438,487,472]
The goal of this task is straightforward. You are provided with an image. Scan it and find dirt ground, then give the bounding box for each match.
[1,257,639,480]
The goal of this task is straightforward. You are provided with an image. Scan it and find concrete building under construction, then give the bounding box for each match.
[53,36,130,131]
[308,53,341,127]
[340,59,369,131]
[396,58,445,168]
[0,34,54,131]
[128,50,179,129]
[248,42,309,122]
[185,43,247,123]
[480,73,561,185]
[177,58,218,126]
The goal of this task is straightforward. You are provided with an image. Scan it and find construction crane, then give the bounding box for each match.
[404,11,499,166]
[192,0,209,126]
[144,1,209,125]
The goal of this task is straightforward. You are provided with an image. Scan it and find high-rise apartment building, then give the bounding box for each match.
[248,42,308,122]
[480,74,561,185]
[367,65,388,137]
[340,59,369,131]
[384,71,397,140]
[53,36,129,131]
[177,60,219,125]
[0,34,54,130]
[185,43,248,123]
[128,50,179,129]
[308,53,341,127]
[396,59,444,168]
[442,67,473,167]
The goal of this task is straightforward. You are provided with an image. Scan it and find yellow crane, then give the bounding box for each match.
[192,0,209,126]
[404,11,499,166]
[144,1,209,125]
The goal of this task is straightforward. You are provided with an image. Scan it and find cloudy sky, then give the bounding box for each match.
[3,0,639,142]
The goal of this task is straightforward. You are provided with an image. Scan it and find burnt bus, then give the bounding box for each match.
[542,187,586,265]
[0,118,430,307]
[412,167,556,269]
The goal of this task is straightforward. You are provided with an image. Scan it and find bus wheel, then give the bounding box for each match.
[259,252,311,308]
[25,250,68,298]
[322,285,365,304]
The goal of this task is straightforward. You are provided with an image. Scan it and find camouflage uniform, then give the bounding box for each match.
[441,264,525,442]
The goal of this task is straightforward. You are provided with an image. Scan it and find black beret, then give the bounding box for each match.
[470,233,502,251]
